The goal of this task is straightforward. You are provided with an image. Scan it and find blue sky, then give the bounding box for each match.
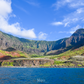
[0,0,84,41]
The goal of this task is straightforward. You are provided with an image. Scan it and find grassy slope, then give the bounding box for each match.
[56,46,84,59]
[0,31,68,55]
[31,46,84,67]
[0,46,84,67]
[29,46,84,59]
[0,50,28,58]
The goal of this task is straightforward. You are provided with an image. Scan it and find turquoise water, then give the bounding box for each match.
[0,68,84,84]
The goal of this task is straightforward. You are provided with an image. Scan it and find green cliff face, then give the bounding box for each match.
[0,28,84,55]
[0,31,68,55]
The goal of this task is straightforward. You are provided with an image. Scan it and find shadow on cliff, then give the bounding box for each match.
[3,47,16,52]
[0,56,12,60]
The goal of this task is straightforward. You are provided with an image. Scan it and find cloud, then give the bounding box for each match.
[24,0,40,7]
[59,31,68,34]
[51,22,63,26]
[52,0,84,27]
[52,8,84,27]
[63,8,84,27]
[70,25,81,34]
[14,4,29,15]
[69,1,84,8]
[0,0,36,38]
[52,0,84,9]
[59,25,82,34]
[52,0,71,10]
[0,0,12,17]
[38,32,47,40]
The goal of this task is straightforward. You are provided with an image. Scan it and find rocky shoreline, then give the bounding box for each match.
[0,59,84,68]
[0,66,84,68]
[0,59,54,67]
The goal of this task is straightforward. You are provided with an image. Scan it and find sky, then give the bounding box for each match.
[0,0,84,41]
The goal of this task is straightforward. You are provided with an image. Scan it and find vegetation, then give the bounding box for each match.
[48,46,84,60]
[77,64,82,67]
[0,49,28,58]
[54,61,64,65]
[1,62,14,66]
[0,30,68,54]
[0,29,84,67]
[40,62,51,67]
[30,54,40,58]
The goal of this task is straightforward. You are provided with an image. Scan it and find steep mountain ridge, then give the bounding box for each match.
[47,29,84,55]
[66,29,84,47]
[0,29,84,55]
[0,31,68,55]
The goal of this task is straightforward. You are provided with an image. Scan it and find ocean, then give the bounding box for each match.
[0,68,84,84]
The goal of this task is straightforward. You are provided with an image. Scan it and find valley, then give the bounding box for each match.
[0,29,84,67]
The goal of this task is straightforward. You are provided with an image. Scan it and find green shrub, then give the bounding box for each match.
[54,61,64,64]
[40,62,51,67]
[50,56,56,59]
[1,62,14,66]
[77,64,82,67]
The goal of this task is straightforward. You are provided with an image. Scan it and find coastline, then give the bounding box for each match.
[0,59,84,68]
[0,65,84,68]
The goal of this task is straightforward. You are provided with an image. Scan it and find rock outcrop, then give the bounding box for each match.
[0,59,54,67]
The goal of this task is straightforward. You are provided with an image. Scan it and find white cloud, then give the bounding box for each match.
[70,1,84,8]
[38,32,47,40]
[59,31,68,33]
[51,22,63,26]
[52,0,71,10]
[52,0,84,27]
[52,0,84,9]
[0,0,36,38]
[0,0,12,17]
[14,4,29,15]
[64,22,70,27]
[52,8,84,27]
[52,0,84,35]
[70,25,81,34]
[25,0,40,7]
[77,8,83,13]
[63,8,84,27]
[59,25,82,34]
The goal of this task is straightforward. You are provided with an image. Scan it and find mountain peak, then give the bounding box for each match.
[72,28,84,36]
[76,28,84,31]
[65,28,84,47]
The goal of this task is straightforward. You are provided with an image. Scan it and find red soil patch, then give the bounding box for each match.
[10,52,20,57]
[0,51,22,60]
[3,51,21,57]
[0,53,4,56]
[5,51,10,54]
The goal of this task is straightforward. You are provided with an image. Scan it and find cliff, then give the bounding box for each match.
[0,31,68,55]
[0,59,54,67]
